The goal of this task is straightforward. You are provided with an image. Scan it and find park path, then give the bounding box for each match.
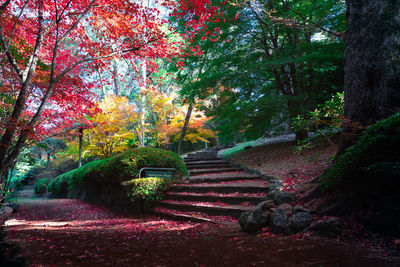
[3,150,398,266]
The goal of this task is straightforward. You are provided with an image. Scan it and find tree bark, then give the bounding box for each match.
[78,128,83,168]
[177,102,193,155]
[288,98,308,142]
[338,0,400,154]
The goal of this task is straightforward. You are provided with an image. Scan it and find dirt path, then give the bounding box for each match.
[4,194,398,266]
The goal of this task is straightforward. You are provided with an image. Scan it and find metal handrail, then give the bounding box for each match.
[138,167,176,179]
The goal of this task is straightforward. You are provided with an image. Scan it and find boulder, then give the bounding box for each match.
[307,217,343,237]
[293,205,309,214]
[268,190,295,205]
[268,180,283,192]
[277,203,293,216]
[0,206,13,224]
[290,212,314,232]
[270,208,290,234]
[256,200,275,211]
[239,207,272,233]
[239,211,262,233]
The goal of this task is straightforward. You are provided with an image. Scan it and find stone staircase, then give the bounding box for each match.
[151,148,269,223]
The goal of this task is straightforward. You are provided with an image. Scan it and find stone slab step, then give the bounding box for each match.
[185,160,228,165]
[148,209,216,224]
[189,167,243,176]
[165,192,266,205]
[169,182,268,194]
[189,173,261,183]
[157,200,253,218]
[186,164,231,170]
[184,157,221,162]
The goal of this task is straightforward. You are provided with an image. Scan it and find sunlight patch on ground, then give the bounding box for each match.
[5,217,202,232]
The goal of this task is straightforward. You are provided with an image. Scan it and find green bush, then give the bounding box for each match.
[125,177,171,201]
[292,92,343,153]
[323,111,400,189]
[34,178,49,195]
[48,148,187,203]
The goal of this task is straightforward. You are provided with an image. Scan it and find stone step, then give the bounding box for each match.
[169,182,268,194]
[149,207,238,224]
[185,160,228,165]
[186,164,232,170]
[157,200,254,218]
[184,157,220,162]
[148,209,216,224]
[189,167,243,176]
[165,192,266,205]
[189,173,261,183]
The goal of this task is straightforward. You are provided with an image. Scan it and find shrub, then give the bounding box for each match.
[292,92,343,153]
[323,111,400,189]
[125,177,171,201]
[48,148,187,204]
[34,178,49,195]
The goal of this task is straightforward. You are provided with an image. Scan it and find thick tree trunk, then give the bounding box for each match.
[338,0,400,154]
[177,102,193,155]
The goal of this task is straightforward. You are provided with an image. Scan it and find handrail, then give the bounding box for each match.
[138,167,176,179]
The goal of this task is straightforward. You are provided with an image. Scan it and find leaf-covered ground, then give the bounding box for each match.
[5,198,398,266]
[229,140,335,193]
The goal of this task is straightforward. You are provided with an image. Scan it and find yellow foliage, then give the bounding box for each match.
[86,96,136,158]
[168,105,215,144]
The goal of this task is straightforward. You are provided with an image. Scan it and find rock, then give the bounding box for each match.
[0,206,13,224]
[270,208,290,234]
[307,217,343,237]
[268,190,295,205]
[277,203,293,216]
[290,212,314,232]
[3,202,19,213]
[255,209,272,226]
[268,180,283,192]
[256,200,275,211]
[239,211,262,233]
[293,205,309,214]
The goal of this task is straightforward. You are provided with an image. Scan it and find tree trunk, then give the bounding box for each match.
[338,0,400,154]
[78,128,83,168]
[288,98,308,142]
[177,102,193,155]
[113,63,120,96]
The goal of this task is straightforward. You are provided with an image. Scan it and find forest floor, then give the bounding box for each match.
[5,180,400,266]
[229,139,336,194]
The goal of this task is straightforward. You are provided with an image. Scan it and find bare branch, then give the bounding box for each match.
[59,0,95,41]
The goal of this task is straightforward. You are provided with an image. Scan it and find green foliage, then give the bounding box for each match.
[172,0,345,143]
[323,112,400,189]
[126,177,171,201]
[292,92,344,154]
[48,148,187,200]
[34,178,49,196]
[120,147,188,178]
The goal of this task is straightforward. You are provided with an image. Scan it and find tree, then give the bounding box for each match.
[85,96,135,158]
[338,0,400,154]
[172,0,345,143]
[0,0,189,178]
